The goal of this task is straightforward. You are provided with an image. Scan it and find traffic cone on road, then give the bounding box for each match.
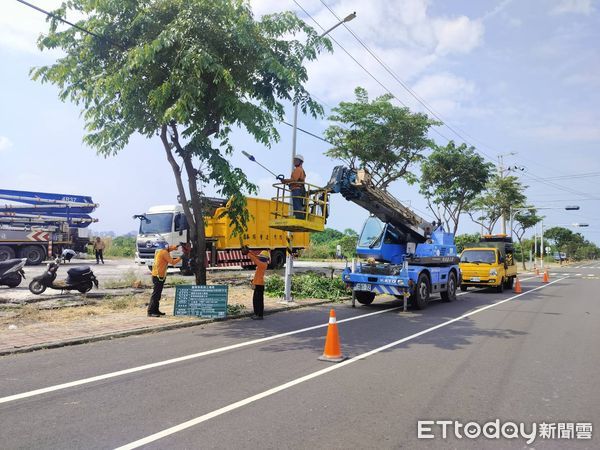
[513,277,522,293]
[318,309,347,363]
[543,270,550,283]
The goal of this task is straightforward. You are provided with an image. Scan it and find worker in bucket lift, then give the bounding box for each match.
[241,245,270,320]
[280,154,306,219]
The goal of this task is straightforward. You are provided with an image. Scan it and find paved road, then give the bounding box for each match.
[1,265,599,449]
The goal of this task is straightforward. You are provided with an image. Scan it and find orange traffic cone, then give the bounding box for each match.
[543,270,550,283]
[318,309,347,363]
[513,277,522,293]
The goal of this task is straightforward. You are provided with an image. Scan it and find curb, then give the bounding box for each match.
[0,298,344,357]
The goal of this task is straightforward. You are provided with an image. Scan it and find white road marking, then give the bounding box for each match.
[115,276,566,450]
[0,276,537,405]
[0,306,402,405]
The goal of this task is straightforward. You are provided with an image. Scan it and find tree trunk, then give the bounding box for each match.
[160,124,207,285]
[181,154,207,285]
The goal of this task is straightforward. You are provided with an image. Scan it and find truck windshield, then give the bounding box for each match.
[461,250,496,264]
[139,213,173,234]
[358,217,384,247]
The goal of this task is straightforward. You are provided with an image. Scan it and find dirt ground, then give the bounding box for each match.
[0,258,338,334]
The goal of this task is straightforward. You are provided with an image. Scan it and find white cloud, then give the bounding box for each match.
[411,73,477,116]
[432,16,484,55]
[521,124,600,141]
[0,136,13,153]
[551,0,595,15]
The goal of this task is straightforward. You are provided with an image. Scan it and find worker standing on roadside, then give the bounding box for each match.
[148,241,181,317]
[93,237,105,264]
[242,246,270,320]
[281,154,306,219]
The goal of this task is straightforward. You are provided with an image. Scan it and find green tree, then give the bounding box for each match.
[33,0,330,284]
[324,87,440,190]
[454,233,481,253]
[419,141,493,235]
[310,228,344,245]
[466,175,527,234]
[511,209,542,269]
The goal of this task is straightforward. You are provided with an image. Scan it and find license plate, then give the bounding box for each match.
[470,277,480,282]
[354,283,372,292]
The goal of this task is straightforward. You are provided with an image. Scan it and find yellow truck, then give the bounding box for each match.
[459,235,517,293]
[135,197,309,270]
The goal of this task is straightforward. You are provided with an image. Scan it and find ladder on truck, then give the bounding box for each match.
[0,189,98,227]
[325,166,433,243]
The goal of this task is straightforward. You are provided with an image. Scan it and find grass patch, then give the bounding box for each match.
[265,273,349,301]
[227,303,246,316]
[103,270,149,289]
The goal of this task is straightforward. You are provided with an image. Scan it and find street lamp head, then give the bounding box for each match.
[343,12,357,22]
[573,223,589,227]
[565,205,580,210]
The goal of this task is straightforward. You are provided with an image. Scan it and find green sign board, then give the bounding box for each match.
[174,285,228,318]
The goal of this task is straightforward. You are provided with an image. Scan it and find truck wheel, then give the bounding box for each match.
[355,291,375,305]
[269,250,286,270]
[20,245,45,265]
[2,273,22,288]
[412,273,430,310]
[460,285,468,292]
[496,279,505,293]
[0,246,15,262]
[29,279,47,295]
[441,272,457,302]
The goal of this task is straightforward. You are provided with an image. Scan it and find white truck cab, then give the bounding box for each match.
[134,205,186,267]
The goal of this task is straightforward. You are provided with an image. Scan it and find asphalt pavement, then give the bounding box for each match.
[1,263,599,449]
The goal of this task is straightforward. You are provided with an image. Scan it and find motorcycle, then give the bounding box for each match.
[28,259,99,295]
[0,258,27,288]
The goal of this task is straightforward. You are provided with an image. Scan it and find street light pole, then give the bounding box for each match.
[498,152,516,234]
[283,12,357,303]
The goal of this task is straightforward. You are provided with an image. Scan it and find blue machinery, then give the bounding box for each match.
[326,166,460,310]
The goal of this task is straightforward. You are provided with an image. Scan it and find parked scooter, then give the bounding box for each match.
[0,258,27,288]
[28,259,99,295]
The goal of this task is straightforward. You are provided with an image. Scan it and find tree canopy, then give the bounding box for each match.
[466,174,528,235]
[324,87,439,190]
[32,0,330,283]
[419,141,493,234]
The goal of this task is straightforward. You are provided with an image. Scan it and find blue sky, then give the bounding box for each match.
[1,0,599,245]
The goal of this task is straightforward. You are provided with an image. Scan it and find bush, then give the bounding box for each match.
[265,273,349,300]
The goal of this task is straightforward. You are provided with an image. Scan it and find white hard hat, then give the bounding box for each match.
[295,154,304,162]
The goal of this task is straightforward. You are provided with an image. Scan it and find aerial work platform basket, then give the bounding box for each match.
[269,182,329,233]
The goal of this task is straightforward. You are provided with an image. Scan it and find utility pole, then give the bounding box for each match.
[497,152,516,234]
[282,12,357,303]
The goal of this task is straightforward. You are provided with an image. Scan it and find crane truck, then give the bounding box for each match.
[0,189,97,265]
[327,167,460,309]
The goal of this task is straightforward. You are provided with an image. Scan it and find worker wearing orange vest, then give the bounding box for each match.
[242,246,270,320]
[148,241,181,317]
[281,154,306,219]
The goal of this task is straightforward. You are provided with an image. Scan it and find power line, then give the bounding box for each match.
[317,0,498,163]
[292,0,455,144]
[281,120,332,144]
[521,172,600,201]
[15,0,124,49]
